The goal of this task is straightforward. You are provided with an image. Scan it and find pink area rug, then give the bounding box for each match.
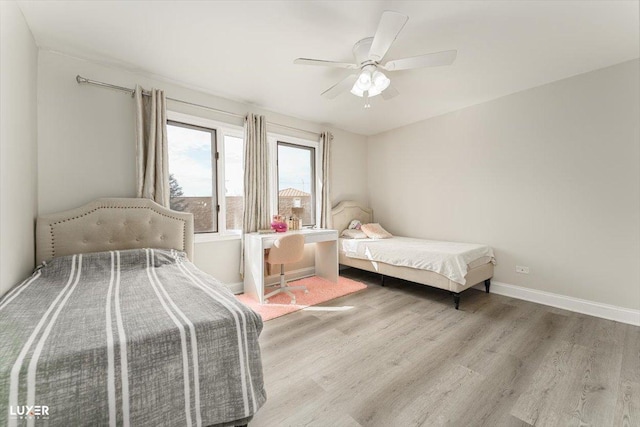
[235,276,367,321]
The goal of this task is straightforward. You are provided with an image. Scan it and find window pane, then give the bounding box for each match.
[277,143,315,226]
[224,135,244,231]
[167,122,217,233]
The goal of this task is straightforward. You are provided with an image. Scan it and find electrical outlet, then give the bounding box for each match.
[516,265,530,274]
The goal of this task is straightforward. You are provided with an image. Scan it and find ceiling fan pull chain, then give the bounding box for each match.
[364,90,371,109]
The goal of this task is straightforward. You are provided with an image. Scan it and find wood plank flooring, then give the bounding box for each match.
[250,269,640,427]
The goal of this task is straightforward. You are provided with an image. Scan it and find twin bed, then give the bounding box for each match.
[1,198,265,427]
[331,201,495,309]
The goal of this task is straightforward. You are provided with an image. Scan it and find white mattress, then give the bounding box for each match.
[340,236,496,285]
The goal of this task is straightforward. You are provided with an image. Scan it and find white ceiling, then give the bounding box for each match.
[18,1,640,136]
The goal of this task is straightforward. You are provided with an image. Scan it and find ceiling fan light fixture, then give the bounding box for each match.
[368,85,383,97]
[350,84,364,97]
[356,70,372,90]
[351,69,390,98]
[372,70,390,90]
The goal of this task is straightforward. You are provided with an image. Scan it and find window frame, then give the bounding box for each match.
[166,119,218,234]
[268,133,322,228]
[167,111,244,241]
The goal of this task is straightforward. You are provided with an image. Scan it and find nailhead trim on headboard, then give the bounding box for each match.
[36,198,194,264]
[47,205,187,258]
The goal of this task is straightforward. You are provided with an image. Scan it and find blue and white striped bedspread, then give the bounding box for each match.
[0,248,266,426]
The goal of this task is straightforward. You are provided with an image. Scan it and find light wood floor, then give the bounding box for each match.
[250,268,640,427]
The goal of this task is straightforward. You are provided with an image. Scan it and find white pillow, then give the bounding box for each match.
[361,223,393,239]
[340,229,368,239]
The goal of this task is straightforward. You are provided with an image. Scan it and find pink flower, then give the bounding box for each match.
[271,221,288,233]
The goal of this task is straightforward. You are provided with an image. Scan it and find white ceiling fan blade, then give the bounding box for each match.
[321,74,358,99]
[294,58,359,69]
[368,11,409,62]
[382,49,457,71]
[381,85,399,100]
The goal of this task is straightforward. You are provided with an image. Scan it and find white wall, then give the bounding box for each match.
[0,2,38,295]
[37,50,368,285]
[368,59,640,310]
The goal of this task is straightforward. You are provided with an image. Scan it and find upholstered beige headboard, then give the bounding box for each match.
[331,201,373,234]
[36,198,194,265]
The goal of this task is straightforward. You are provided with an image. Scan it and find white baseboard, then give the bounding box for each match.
[227,282,244,295]
[228,267,316,295]
[230,272,640,326]
[474,281,640,326]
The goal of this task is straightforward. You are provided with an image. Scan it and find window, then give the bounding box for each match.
[167,112,322,235]
[276,141,316,226]
[167,121,218,233]
[166,113,244,237]
[223,135,244,231]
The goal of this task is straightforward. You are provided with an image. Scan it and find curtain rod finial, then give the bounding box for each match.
[76,75,87,84]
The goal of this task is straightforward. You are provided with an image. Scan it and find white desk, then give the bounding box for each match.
[243,229,338,304]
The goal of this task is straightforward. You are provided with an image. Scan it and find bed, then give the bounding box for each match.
[0,198,265,427]
[332,201,495,309]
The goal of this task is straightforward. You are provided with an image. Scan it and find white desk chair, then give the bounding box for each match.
[264,234,307,304]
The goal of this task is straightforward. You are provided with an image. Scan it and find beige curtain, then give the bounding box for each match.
[319,131,333,228]
[135,85,169,207]
[240,113,270,275]
[242,113,271,232]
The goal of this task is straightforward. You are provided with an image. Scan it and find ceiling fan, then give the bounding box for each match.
[294,11,457,108]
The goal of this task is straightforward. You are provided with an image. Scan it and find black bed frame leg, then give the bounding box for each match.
[453,293,460,310]
[484,278,491,293]
[380,274,385,287]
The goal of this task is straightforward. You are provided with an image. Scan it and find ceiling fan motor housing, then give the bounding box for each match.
[353,37,375,66]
